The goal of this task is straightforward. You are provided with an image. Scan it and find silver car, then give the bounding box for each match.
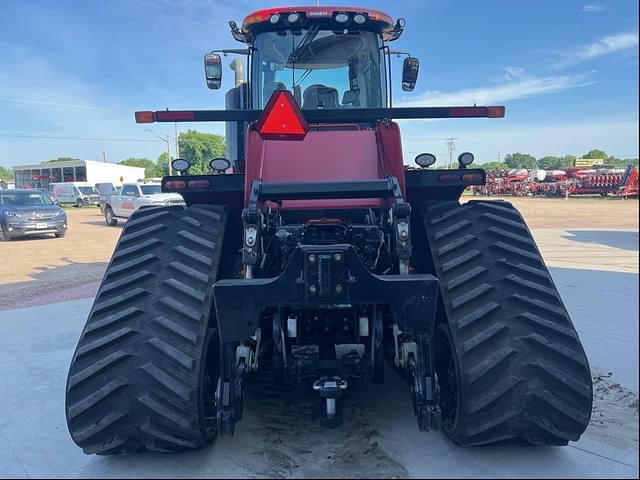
[0,189,68,241]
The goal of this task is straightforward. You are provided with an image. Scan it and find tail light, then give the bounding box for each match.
[188,180,210,189]
[165,180,186,189]
[461,173,484,183]
[438,173,460,183]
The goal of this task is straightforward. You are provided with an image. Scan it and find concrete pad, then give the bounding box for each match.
[0,230,638,478]
[551,268,639,391]
[531,228,638,273]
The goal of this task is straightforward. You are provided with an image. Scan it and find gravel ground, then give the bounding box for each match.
[0,197,637,310]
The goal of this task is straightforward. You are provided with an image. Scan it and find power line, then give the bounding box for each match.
[0,133,162,142]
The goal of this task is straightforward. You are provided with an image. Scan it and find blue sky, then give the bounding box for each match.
[0,0,638,167]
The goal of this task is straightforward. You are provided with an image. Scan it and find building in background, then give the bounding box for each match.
[574,158,605,168]
[11,160,145,190]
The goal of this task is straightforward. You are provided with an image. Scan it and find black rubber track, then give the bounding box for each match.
[65,205,227,454]
[422,200,592,446]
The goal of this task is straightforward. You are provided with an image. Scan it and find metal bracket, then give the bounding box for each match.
[407,335,441,431]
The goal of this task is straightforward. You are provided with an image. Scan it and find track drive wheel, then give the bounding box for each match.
[423,200,592,446]
[65,205,227,454]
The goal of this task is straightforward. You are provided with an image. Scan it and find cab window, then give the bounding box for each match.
[252,29,385,109]
[121,186,139,197]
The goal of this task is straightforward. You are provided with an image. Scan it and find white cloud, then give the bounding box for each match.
[555,33,639,68]
[0,97,119,112]
[583,3,605,13]
[399,69,594,107]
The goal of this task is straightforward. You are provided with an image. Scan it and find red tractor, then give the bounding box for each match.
[65,6,592,454]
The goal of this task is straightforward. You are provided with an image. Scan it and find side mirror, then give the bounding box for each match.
[402,57,420,92]
[204,53,222,89]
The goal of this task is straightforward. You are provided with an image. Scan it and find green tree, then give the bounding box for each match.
[504,152,537,169]
[47,156,80,163]
[178,130,225,175]
[478,161,508,171]
[537,156,562,169]
[582,149,608,160]
[119,157,163,177]
[559,155,577,168]
[0,166,13,179]
[157,152,170,176]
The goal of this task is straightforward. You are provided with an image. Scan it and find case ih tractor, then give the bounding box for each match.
[65,6,593,454]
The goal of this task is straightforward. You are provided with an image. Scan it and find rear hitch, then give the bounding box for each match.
[213,244,440,435]
[313,376,348,428]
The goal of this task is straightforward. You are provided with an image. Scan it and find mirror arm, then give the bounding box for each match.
[388,50,411,58]
[207,48,250,56]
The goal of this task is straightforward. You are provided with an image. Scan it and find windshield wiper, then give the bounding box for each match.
[294,68,313,87]
[287,25,319,64]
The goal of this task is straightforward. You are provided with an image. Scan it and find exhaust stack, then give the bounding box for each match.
[230,58,245,87]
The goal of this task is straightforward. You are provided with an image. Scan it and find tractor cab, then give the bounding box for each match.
[199,7,423,210]
[206,6,416,106]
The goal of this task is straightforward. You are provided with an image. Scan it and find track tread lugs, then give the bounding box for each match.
[65,205,227,454]
[422,200,592,446]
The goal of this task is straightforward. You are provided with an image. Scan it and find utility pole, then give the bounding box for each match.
[166,134,173,176]
[145,129,173,176]
[446,137,458,169]
[174,123,180,158]
[102,151,106,163]
[497,150,501,163]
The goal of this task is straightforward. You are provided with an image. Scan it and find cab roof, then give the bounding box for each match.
[242,6,394,35]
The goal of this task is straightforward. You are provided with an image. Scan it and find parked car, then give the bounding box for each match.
[103,182,185,226]
[95,182,121,214]
[49,182,100,207]
[0,189,67,241]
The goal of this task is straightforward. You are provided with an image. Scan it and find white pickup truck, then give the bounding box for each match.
[103,183,185,226]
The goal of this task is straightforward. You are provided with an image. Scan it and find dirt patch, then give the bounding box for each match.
[0,207,120,286]
[1,197,636,308]
[0,208,118,309]
[244,370,408,479]
[463,196,639,230]
[587,372,639,451]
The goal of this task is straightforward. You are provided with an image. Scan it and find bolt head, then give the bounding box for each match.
[335,284,343,293]
[309,284,317,293]
[308,254,317,263]
[333,253,342,262]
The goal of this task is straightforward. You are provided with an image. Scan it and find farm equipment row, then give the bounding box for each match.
[474,165,639,198]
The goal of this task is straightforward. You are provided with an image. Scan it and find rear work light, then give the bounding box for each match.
[353,14,367,24]
[256,90,309,140]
